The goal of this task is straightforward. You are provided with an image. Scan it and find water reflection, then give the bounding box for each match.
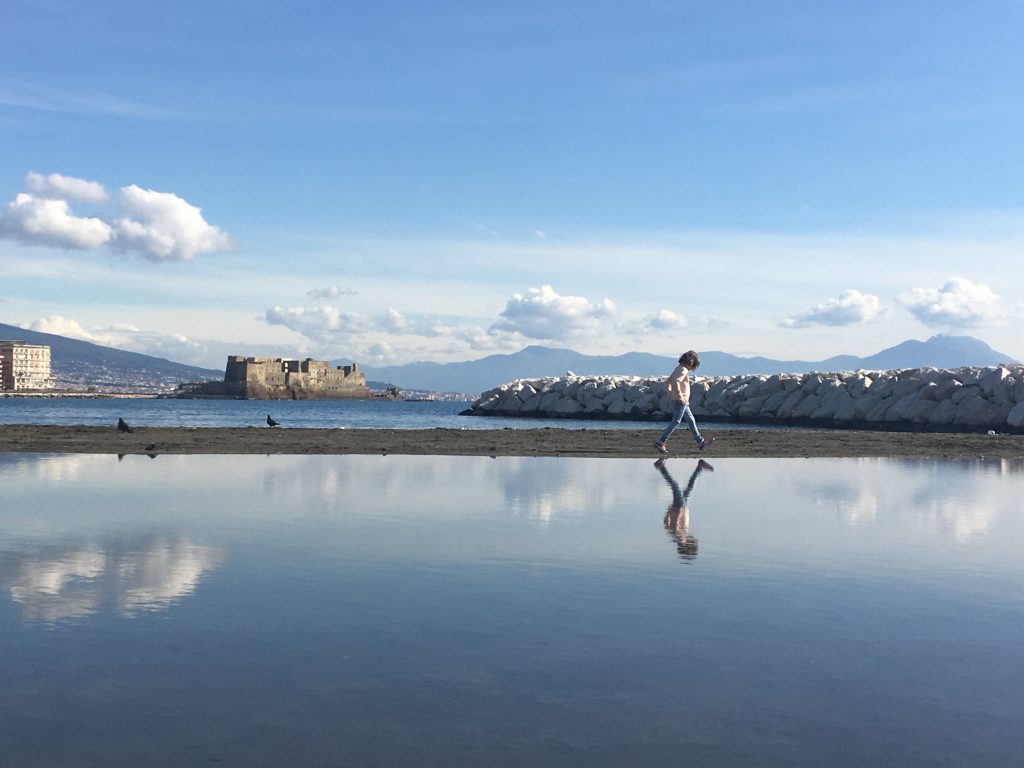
[1,534,224,623]
[0,454,1022,766]
[654,458,713,561]
[791,457,1016,542]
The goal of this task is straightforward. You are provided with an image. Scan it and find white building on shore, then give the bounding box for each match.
[0,341,55,391]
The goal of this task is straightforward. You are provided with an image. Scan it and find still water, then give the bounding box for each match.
[1,454,1022,766]
[0,396,777,431]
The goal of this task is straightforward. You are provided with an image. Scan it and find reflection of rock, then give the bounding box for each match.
[1,535,224,623]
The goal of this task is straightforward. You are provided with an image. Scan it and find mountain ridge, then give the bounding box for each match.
[0,322,221,390]
[2,321,1015,395]
[350,335,1017,394]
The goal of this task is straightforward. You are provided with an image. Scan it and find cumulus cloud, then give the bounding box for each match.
[491,285,617,341]
[1,193,113,249]
[24,315,98,340]
[264,305,361,342]
[897,277,1002,328]
[0,172,232,262]
[644,309,687,331]
[22,315,245,370]
[781,289,881,328]
[24,171,108,203]
[110,185,233,262]
[307,285,358,299]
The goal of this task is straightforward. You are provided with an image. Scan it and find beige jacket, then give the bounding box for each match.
[666,363,691,403]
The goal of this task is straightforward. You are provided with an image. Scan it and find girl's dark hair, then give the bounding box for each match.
[678,350,700,369]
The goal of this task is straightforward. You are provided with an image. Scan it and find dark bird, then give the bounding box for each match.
[117,418,133,433]
[266,414,279,427]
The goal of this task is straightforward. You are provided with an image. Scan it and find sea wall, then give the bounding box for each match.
[465,365,1024,432]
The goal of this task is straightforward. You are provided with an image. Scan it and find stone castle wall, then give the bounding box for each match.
[179,356,370,400]
[466,365,1024,432]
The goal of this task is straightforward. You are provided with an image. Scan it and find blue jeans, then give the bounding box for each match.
[659,402,703,446]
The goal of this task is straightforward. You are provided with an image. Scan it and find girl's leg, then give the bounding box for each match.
[679,405,704,446]
[658,402,686,444]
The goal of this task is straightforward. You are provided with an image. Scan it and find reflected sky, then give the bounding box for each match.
[1,453,1022,766]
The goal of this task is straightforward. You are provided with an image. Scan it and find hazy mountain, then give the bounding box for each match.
[4,321,1013,396]
[0,322,221,390]
[352,335,1017,394]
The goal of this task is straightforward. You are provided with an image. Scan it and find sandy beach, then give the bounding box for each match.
[2,424,1023,458]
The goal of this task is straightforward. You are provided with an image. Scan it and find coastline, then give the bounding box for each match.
[2,425,1024,458]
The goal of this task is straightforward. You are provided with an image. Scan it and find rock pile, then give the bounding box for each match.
[465,365,1024,432]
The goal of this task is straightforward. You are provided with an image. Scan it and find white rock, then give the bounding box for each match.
[1007,402,1024,428]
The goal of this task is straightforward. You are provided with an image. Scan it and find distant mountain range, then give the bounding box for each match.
[351,335,1018,394]
[1,321,1015,395]
[0,322,221,391]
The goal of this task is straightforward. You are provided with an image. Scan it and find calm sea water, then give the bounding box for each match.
[0,396,773,431]
[1,453,1022,766]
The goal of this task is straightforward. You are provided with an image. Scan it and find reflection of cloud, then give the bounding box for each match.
[916,499,997,543]
[1,535,223,624]
[115,539,224,616]
[0,452,110,487]
[499,458,612,528]
[7,549,106,622]
[795,458,1024,541]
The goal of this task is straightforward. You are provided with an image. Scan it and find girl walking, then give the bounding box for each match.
[655,350,714,454]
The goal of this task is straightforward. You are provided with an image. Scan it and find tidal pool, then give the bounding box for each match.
[1,453,1022,766]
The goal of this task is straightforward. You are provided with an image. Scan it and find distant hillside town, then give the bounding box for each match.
[0,340,55,391]
[175,356,372,400]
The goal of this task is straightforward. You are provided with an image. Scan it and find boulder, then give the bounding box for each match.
[520,394,542,413]
[791,394,823,419]
[550,396,584,415]
[1007,402,1024,428]
[776,390,808,418]
[928,399,958,426]
[953,394,1000,427]
[539,391,563,410]
[853,394,883,420]
[980,367,1011,397]
[812,390,853,420]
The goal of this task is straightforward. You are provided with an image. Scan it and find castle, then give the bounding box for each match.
[177,356,371,400]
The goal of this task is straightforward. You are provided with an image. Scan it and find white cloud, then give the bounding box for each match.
[24,315,98,340]
[0,174,232,262]
[22,315,245,370]
[644,309,687,331]
[0,193,113,250]
[491,285,617,341]
[897,277,1002,328]
[781,289,881,328]
[110,185,233,262]
[263,305,361,343]
[24,171,108,203]
[307,285,358,299]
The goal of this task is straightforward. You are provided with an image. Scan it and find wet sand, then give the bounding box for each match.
[1,424,1023,458]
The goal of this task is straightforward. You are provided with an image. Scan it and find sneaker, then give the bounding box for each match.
[698,436,715,451]
[654,441,668,454]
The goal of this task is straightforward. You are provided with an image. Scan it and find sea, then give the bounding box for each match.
[2,453,1022,765]
[0,396,773,431]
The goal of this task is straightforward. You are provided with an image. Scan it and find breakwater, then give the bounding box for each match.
[465,365,1024,432]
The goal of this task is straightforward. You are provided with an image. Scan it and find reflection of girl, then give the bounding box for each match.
[655,458,713,561]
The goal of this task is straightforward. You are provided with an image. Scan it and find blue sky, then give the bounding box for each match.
[2,1,1022,369]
